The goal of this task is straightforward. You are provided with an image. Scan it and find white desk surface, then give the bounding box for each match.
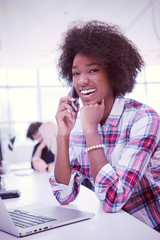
[0,171,159,240]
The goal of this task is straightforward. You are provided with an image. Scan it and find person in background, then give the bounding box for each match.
[27,122,57,172]
[49,20,160,232]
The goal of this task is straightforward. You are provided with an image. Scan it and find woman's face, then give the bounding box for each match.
[72,53,114,108]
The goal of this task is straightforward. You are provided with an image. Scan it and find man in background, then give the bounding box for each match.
[26,122,56,172]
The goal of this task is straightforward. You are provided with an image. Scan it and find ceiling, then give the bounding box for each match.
[0,0,160,69]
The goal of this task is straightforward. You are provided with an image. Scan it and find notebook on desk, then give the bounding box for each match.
[0,197,94,237]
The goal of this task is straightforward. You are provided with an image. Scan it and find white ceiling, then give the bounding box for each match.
[0,0,160,69]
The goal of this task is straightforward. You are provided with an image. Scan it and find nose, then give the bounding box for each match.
[78,73,89,86]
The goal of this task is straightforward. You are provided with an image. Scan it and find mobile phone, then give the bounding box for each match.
[68,85,79,112]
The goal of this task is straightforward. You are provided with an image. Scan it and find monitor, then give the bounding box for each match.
[0,138,6,174]
[0,139,3,188]
[0,140,3,167]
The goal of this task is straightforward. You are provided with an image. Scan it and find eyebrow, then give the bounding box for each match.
[72,63,101,69]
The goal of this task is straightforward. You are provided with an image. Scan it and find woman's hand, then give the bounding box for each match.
[80,99,105,134]
[56,94,79,136]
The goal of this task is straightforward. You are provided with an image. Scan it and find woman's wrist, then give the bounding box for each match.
[83,126,99,136]
[85,129,102,148]
[57,132,70,142]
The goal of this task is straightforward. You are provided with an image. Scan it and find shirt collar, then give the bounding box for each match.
[104,96,125,127]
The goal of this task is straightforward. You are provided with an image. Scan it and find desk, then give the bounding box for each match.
[0,171,159,240]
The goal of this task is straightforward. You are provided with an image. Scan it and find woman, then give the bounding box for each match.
[49,20,160,231]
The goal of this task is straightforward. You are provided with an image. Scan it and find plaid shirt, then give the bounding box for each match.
[49,96,160,231]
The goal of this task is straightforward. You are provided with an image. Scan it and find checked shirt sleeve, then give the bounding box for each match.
[94,109,160,213]
[49,146,85,205]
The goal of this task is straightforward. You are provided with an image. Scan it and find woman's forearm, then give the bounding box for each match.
[85,129,108,182]
[54,134,71,185]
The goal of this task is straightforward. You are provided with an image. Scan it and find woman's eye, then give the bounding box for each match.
[72,72,79,77]
[89,68,99,73]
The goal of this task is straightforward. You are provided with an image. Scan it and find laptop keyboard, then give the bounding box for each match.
[9,209,57,228]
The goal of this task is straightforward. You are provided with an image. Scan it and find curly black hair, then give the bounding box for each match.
[57,20,144,96]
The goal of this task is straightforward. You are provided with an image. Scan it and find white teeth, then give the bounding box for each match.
[81,89,96,95]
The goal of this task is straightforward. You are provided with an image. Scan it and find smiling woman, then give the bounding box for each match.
[50,20,160,232]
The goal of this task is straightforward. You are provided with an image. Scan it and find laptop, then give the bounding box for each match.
[0,197,95,237]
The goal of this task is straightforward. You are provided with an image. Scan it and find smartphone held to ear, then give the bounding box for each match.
[68,85,79,112]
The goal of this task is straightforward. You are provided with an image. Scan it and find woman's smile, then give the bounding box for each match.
[80,88,96,101]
